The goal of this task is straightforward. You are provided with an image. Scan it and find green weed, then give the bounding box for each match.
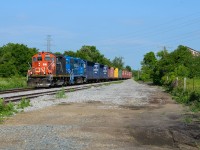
[17,97,31,109]
[69,88,74,92]
[183,116,193,124]
[0,98,17,123]
[55,88,67,99]
[0,97,31,123]
[171,87,200,112]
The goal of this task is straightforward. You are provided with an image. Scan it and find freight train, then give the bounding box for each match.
[27,52,132,87]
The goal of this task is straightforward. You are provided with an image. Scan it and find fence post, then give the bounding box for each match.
[184,77,186,92]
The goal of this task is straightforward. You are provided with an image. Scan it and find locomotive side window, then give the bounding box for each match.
[33,57,37,62]
[37,56,42,61]
[45,55,51,61]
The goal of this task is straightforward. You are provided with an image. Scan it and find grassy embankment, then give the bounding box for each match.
[0,77,27,91]
[0,77,29,122]
[134,77,200,112]
[169,78,200,112]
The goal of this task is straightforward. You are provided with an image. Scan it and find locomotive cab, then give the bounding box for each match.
[29,52,56,76]
[65,56,86,84]
[27,52,57,87]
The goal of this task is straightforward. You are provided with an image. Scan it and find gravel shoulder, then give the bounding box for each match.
[0,79,200,150]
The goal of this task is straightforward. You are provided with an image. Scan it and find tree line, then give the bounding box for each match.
[0,43,132,77]
[140,45,200,85]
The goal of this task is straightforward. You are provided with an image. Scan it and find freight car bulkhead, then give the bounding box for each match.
[27,52,132,87]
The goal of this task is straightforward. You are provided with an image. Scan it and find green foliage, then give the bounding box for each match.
[140,45,200,112]
[0,98,17,123]
[171,88,200,112]
[112,56,124,69]
[17,97,31,109]
[54,52,62,55]
[0,77,27,90]
[140,45,200,84]
[76,45,112,66]
[141,51,157,81]
[125,65,132,72]
[0,43,38,77]
[174,65,189,77]
[183,116,193,124]
[69,88,74,92]
[55,88,67,99]
[63,50,77,57]
[0,97,31,123]
[132,70,138,80]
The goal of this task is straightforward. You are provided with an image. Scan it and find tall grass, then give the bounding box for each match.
[186,78,200,91]
[0,98,31,123]
[0,77,27,90]
[0,98,17,123]
[170,78,200,112]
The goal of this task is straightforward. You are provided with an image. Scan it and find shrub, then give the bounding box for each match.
[55,88,67,99]
[0,98,17,121]
[0,97,31,123]
[17,97,30,109]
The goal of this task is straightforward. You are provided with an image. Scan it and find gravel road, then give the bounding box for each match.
[24,79,157,112]
[0,79,199,150]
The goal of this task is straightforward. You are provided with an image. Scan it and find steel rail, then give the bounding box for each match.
[1,81,119,103]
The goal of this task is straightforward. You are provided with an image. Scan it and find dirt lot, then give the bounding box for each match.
[1,83,200,149]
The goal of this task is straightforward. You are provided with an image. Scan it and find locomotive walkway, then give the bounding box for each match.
[0,79,199,150]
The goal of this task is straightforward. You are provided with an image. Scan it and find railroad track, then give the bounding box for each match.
[0,88,35,95]
[0,81,118,103]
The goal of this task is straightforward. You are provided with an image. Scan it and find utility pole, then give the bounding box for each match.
[46,35,51,52]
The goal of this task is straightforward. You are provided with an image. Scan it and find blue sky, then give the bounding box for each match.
[1,0,200,69]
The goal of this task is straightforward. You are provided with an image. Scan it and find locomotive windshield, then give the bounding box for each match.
[37,56,42,61]
[45,55,51,61]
